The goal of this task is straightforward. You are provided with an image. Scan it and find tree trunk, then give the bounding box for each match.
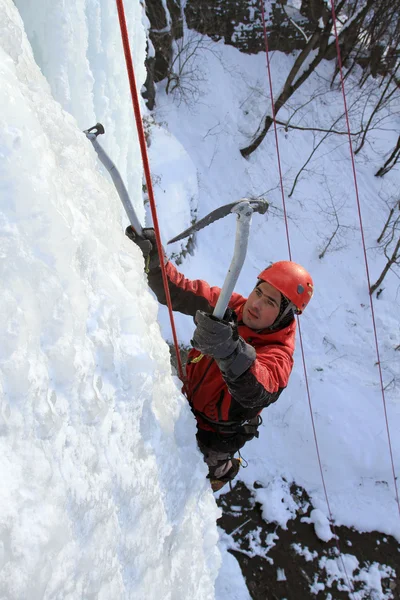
[375,136,400,176]
[370,237,400,294]
[240,28,328,157]
[377,207,395,243]
[355,65,400,155]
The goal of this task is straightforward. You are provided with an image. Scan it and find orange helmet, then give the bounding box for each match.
[258,261,313,313]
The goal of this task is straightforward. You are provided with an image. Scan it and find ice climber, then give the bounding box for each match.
[127,227,314,492]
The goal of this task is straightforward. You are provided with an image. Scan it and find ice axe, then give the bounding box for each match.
[84,123,144,237]
[168,199,268,319]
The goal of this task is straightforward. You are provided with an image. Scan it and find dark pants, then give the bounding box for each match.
[196,416,260,451]
[197,438,233,478]
[195,416,261,478]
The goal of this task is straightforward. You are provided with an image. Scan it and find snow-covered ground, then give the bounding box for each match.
[1,0,399,598]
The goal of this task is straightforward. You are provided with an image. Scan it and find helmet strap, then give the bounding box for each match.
[268,301,297,331]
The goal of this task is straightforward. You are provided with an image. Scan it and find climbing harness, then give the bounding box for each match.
[194,412,262,439]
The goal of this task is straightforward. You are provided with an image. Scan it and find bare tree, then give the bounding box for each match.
[288,101,360,198]
[355,65,400,155]
[315,183,355,259]
[333,0,400,87]
[165,32,222,106]
[377,203,399,243]
[370,201,400,294]
[239,0,380,158]
[166,33,206,105]
[370,237,400,295]
[375,135,400,177]
[239,0,400,158]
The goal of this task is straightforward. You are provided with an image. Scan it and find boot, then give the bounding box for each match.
[209,458,241,492]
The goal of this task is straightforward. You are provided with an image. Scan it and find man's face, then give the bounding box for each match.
[242,281,281,330]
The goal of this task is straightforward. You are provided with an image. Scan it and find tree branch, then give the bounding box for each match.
[275,119,362,136]
[370,236,400,294]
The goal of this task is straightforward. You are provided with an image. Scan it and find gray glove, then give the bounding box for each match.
[191,309,239,359]
[125,226,164,271]
[192,309,256,380]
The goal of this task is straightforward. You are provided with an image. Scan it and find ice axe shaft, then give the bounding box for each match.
[213,200,257,319]
[84,123,143,237]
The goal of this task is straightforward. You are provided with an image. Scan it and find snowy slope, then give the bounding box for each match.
[0,1,220,598]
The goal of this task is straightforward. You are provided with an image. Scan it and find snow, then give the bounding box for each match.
[215,541,252,600]
[315,554,396,599]
[15,0,147,225]
[277,567,287,581]
[303,508,334,542]
[1,0,400,598]
[355,562,396,599]
[292,543,318,562]
[253,476,299,529]
[145,118,199,254]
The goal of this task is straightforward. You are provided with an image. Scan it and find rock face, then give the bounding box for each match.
[143,0,395,109]
[184,0,314,54]
[143,0,315,108]
[143,0,183,109]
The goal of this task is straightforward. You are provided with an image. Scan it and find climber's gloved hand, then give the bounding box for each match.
[125,226,165,271]
[191,308,256,380]
[191,309,239,359]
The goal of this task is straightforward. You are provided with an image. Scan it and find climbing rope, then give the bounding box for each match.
[258,5,292,261]
[330,0,400,519]
[115,0,185,383]
[258,2,356,594]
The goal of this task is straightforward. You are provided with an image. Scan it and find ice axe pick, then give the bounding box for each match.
[168,199,268,319]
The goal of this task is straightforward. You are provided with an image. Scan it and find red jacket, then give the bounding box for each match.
[148,262,296,443]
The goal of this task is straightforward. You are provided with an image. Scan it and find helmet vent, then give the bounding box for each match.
[297,284,304,294]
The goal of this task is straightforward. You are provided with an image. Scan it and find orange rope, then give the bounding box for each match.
[115,0,185,383]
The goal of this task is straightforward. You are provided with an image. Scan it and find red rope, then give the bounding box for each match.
[330,0,400,519]
[115,0,185,383]
[259,3,356,594]
[259,3,292,260]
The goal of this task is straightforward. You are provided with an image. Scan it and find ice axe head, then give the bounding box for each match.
[167,199,268,244]
[84,123,105,138]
